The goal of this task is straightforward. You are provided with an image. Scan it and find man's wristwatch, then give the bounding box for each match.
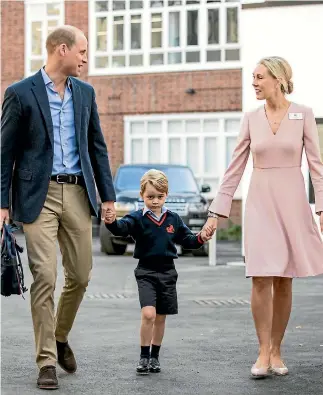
[207,211,219,219]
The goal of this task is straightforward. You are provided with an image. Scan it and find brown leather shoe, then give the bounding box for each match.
[37,366,59,390]
[56,341,77,373]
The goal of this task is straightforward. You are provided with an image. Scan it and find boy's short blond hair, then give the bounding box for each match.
[140,169,168,195]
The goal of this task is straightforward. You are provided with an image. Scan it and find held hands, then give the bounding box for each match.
[101,201,116,224]
[200,217,218,241]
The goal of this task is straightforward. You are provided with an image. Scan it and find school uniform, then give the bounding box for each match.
[106,207,204,314]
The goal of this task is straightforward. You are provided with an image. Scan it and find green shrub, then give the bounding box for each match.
[216,221,241,241]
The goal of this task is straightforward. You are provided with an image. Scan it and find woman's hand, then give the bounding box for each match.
[320,212,323,234]
[202,217,218,237]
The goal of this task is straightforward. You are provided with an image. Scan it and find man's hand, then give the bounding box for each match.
[105,210,115,225]
[101,201,116,224]
[1,208,10,230]
[320,212,323,234]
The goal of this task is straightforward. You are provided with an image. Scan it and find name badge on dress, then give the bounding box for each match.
[288,113,303,120]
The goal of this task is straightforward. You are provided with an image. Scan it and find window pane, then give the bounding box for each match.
[131,140,144,163]
[186,138,199,173]
[226,136,237,167]
[95,56,109,68]
[204,137,217,173]
[112,56,125,67]
[47,3,60,16]
[150,53,164,65]
[169,12,180,47]
[186,51,199,63]
[47,20,58,35]
[32,22,42,56]
[186,120,199,134]
[131,122,144,134]
[225,49,240,61]
[131,15,141,49]
[168,121,182,134]
[130,55,143,66]
[207,50,221,62]
[151,13,162,48]
[130,1,143,9]
[148,139,161,162]
[151,1,164,7]
[187,10,198,46]
[169,138,181,164]
[30,59,44,72]
[225,119,240,133]
[95,1,108,12]
[113,16,124,50]
[208,9,219,44]
[186,1,199,3]
[227,7,238,43]
[148,121,162,134]
[169,0,182,5]
[168,52,182,64]
[96,17,107,51]
[204,120,219,133]
[113,1,125,10]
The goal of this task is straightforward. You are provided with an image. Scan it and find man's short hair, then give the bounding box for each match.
[46,26,77,54]
[140,169,168,195]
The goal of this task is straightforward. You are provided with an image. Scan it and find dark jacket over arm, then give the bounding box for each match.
[1,87,22,208]
[174,216,204,250]
[88,88,116,203]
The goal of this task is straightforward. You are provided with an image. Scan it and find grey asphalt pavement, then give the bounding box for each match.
[1,235,323,395]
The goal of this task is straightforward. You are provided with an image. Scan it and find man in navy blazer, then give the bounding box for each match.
[1,25,116,390]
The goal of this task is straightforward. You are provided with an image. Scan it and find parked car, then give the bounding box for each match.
[99,164,211,256]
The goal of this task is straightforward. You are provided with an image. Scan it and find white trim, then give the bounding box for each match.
[24,0,65,77]
[124,112,243,198]
[89,0,241,76]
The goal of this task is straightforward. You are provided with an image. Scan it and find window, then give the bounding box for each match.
[124,113,242,198]
[89,0,240,75]
[25,0,64,76]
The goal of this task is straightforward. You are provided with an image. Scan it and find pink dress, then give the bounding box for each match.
[209,102,323,278]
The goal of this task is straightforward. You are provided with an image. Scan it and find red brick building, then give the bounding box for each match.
[1,0,242,226]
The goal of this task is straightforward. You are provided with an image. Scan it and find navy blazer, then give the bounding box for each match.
[1,70,116,223]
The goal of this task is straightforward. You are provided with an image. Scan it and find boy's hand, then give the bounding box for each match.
[202,218,217,237]
[200,229,213,242]
[105,210,116,224]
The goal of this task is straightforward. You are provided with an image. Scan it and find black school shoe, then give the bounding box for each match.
[136,357,150,375]
[149,357,161,373]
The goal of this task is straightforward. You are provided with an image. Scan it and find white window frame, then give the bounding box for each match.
[89,0,241,76]
[25,0,65,77]
[124,112,242,198]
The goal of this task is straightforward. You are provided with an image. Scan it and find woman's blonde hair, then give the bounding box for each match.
[259,56,294,94]
[140,169,168,195]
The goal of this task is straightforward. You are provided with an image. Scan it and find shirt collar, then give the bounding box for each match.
[41,66,72,89]
[143,205,167,216]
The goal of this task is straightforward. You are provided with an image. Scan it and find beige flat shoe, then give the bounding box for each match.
[270,364,289,376]
[251,364,270,378]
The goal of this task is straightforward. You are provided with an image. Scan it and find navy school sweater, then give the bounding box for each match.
[106,209,204,260]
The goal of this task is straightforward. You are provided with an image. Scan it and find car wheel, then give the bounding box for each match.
[99,222,127,255]
[192,242,209,257]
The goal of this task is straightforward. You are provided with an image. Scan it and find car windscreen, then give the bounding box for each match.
[115,166,199,194]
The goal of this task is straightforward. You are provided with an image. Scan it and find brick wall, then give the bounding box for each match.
[1,0,243,226]
[0,0,25,98]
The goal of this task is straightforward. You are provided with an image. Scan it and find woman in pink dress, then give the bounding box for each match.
[204,56,323,378]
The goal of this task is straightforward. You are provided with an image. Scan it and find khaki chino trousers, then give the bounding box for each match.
[23,181,92,369]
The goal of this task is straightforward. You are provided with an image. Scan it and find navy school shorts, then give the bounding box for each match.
[134,258,178,315]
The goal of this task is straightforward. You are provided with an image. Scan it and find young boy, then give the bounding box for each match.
[105,169,212,375]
